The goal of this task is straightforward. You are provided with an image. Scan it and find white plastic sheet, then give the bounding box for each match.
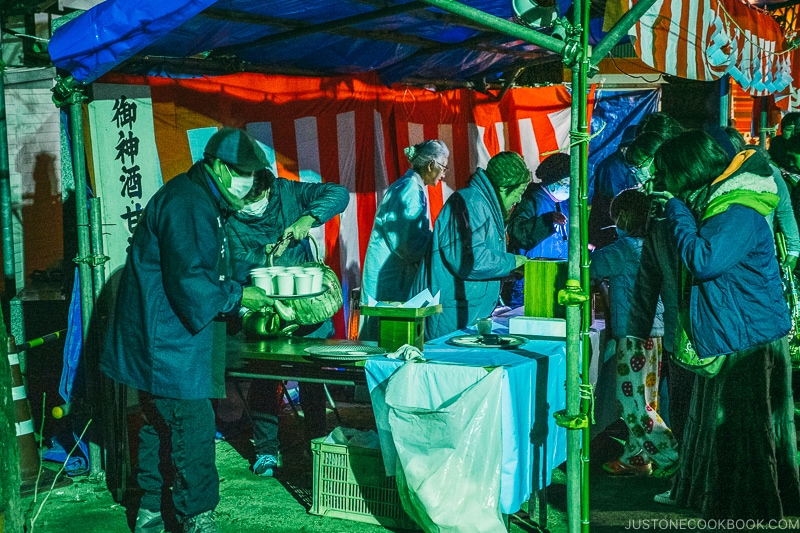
[383,362,505,533]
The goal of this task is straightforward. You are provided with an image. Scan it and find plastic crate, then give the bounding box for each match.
[310,438,419,530]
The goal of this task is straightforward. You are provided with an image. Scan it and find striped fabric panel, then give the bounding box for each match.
[628,0,796,96]
[117,73,578,337]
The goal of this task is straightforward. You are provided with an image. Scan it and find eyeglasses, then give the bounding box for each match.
[435,161,449,172]
[628,156,654,172]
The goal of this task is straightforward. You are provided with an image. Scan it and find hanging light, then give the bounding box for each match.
[512,0,559,28]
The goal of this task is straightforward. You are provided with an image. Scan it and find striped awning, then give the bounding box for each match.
[626,0,798,96]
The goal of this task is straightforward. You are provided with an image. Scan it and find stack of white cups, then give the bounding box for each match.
[250,266,324,296]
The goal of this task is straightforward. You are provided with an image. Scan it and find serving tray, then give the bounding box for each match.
[445,334,527,349]
[303,345,387,361]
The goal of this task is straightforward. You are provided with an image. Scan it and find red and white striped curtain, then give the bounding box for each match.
[626,0,798,96]
[101,72,585,336]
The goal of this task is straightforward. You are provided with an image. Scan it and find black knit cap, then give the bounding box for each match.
[535,153,570,186]
[486,151,530,187]
[204,127,268,173]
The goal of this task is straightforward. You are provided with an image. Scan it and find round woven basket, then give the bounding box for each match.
[268,234,343,325]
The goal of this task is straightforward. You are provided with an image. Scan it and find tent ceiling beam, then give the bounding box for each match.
[203,2,543,62]
[351,0,504,34]
[416,0,576,62]
[131,55,326,78]
[207,1,429,55]
[391,30,547,61]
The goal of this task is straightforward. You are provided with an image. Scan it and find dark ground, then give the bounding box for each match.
[21,387,795,533]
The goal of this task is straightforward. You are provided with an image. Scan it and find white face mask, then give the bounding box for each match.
[630,165,653,186]
[228,172,254,199]
[240,193,269,217]
[547,181,570,202]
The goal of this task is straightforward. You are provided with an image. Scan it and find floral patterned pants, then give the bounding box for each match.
[616,336,679,469]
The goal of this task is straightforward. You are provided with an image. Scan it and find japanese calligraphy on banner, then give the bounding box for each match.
[626,0,796,96]
[88,84,162,278]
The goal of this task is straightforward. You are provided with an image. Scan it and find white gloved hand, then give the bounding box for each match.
[386,343,425,361]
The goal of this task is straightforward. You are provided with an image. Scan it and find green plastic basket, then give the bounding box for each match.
[310,438,419,530]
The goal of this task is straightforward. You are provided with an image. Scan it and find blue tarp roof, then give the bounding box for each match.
[49,0,604,86]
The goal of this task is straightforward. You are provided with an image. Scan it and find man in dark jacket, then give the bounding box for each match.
[102,128,273,533]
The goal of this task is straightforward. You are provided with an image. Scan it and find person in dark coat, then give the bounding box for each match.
[588,126,637,249]
[224,167,349,477]
[102,128,273,533]
[505,152,570,308]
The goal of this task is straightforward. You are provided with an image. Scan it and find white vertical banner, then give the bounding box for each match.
[336,111,360,313]
[294,116,326,259]
[469,123,490,172]
[518,117,540,178]
[88,84,162,278]
[547,107,572,152]
[373,110,389,205]
[246,122,277,176]
[437,123,455,203]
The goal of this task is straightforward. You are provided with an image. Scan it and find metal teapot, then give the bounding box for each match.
[242,309,280,339]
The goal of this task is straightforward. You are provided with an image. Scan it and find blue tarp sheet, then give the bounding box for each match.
[49,0,612,85]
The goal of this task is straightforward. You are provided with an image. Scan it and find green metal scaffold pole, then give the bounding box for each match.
[562,0,591,529]
[415,1,588,529]
[52,75,104,478]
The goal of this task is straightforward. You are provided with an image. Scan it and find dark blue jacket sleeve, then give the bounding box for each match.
[666,199,757,280]
[160,189,241,334]
[507,187,556,249]
[288,180,349,224]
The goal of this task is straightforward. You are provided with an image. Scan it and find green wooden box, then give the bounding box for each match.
[360,305,442,352]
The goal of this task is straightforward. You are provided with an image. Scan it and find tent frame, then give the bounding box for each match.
[0,1,665,531]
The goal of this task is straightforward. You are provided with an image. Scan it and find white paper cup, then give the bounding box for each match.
[294,273,313,295]
[275,273,295,296]
[251,274,274,295]
[476,317,493,336]
[304,268,324,292]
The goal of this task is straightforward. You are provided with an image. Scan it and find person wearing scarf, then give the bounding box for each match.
[653,130,800,520]
[411,151,529,340]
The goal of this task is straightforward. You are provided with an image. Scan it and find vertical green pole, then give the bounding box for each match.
[0,30,16,300]
[67,95,92,365]
[578,0,592,531]
[65,82,103,477]
[565,76,583,533]
[88,197,106,302]
[572,0,594,533]
[565,0,591,529]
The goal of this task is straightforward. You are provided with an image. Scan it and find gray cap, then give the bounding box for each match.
[204,127,268,173]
